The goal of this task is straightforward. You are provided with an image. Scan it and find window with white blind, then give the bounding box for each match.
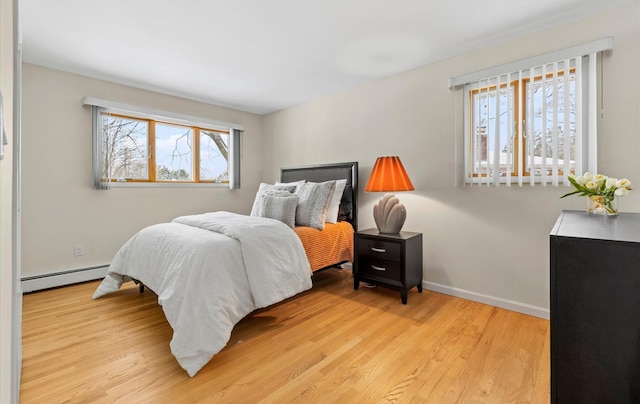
[82,97,243,190]
[449,38,613,187]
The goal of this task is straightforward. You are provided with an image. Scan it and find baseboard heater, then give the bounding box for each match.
[21,265,109,293]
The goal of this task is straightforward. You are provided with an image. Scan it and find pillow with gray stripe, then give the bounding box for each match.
[258,191,299,229]
[250,183,296,217]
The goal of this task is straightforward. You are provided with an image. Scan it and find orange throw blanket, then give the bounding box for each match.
[294,221,354,271]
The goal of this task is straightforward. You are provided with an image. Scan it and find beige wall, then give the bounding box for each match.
[19,3,640,317]
[0,0,15,400]
[262,3,640,316]
[21,64,264,277]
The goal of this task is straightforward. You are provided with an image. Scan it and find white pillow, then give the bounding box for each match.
[258,191,299,229]
[276,180,305,191]
[294,180,336,230]
[250,183,296,216]
[325,179,347,224]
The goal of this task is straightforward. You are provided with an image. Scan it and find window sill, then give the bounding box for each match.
[108,182,229,189]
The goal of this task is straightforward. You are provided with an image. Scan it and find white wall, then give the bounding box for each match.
[262,3,640,318]
[21,64,264,278]
[0,0,16,400]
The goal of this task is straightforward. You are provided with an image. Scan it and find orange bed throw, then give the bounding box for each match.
[294,221,354,272]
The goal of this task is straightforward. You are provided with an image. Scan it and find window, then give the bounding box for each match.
[103,115,149,181]
[468,66,576,183]
[449,38,613,187]
[103,114,230,183]
[84,97,243,190]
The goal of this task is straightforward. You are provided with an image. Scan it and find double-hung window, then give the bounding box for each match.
[449,38,613,187]
[83,97,243,190]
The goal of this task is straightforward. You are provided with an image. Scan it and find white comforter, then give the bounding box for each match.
[92,211,312,377]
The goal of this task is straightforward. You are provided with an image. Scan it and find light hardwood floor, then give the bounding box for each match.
[20,268,550,403]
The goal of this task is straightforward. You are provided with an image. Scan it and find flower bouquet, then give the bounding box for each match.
[561,172,632,215]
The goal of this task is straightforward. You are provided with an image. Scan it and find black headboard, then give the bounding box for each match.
[280,161,358,232]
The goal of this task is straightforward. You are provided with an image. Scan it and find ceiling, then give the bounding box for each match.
[21,0,635,115]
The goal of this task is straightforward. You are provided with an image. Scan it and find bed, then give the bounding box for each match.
[280,161,358,271]
[92,161,358,377]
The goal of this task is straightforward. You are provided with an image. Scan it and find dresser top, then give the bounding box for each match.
[551,210,640,243]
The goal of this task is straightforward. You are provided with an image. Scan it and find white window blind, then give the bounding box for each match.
[82,97,244,132]
[449,38,613,187]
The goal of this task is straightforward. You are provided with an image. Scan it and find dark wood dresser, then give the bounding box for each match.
[550,210,640,403]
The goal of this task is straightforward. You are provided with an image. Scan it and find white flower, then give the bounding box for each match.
[563,172,632,205]
[615,187,630,196]
[616,178,631,189]
[605,177,617,189]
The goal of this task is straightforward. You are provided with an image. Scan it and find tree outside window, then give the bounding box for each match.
[102,114,230,183]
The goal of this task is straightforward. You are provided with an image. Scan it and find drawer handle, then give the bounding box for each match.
[370,247,386,253]
[371,265,386,272]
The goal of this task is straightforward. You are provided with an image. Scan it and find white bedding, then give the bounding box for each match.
[92,211,312,377]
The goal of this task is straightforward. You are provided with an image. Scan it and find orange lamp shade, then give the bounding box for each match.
[364,156,414,192]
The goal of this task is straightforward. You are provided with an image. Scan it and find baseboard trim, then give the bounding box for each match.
[20,266,549,319]
[423,281,550,320]
[21,265,109,293]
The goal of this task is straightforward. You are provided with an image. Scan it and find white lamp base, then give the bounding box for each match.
[373,193,407,234]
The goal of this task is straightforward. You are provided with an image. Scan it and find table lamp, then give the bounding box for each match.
[364,156,414,234]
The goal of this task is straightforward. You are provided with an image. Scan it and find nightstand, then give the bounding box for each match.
[353,228,423,304]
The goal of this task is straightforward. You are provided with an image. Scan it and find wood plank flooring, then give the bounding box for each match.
[20,268,550,403]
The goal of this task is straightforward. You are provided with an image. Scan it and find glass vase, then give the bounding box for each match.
[587,195,618,216]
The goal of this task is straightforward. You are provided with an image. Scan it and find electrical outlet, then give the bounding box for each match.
[74,244,84,257]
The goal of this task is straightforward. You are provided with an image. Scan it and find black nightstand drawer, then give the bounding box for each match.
[358,257,401,281]
[358,237,401,262]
